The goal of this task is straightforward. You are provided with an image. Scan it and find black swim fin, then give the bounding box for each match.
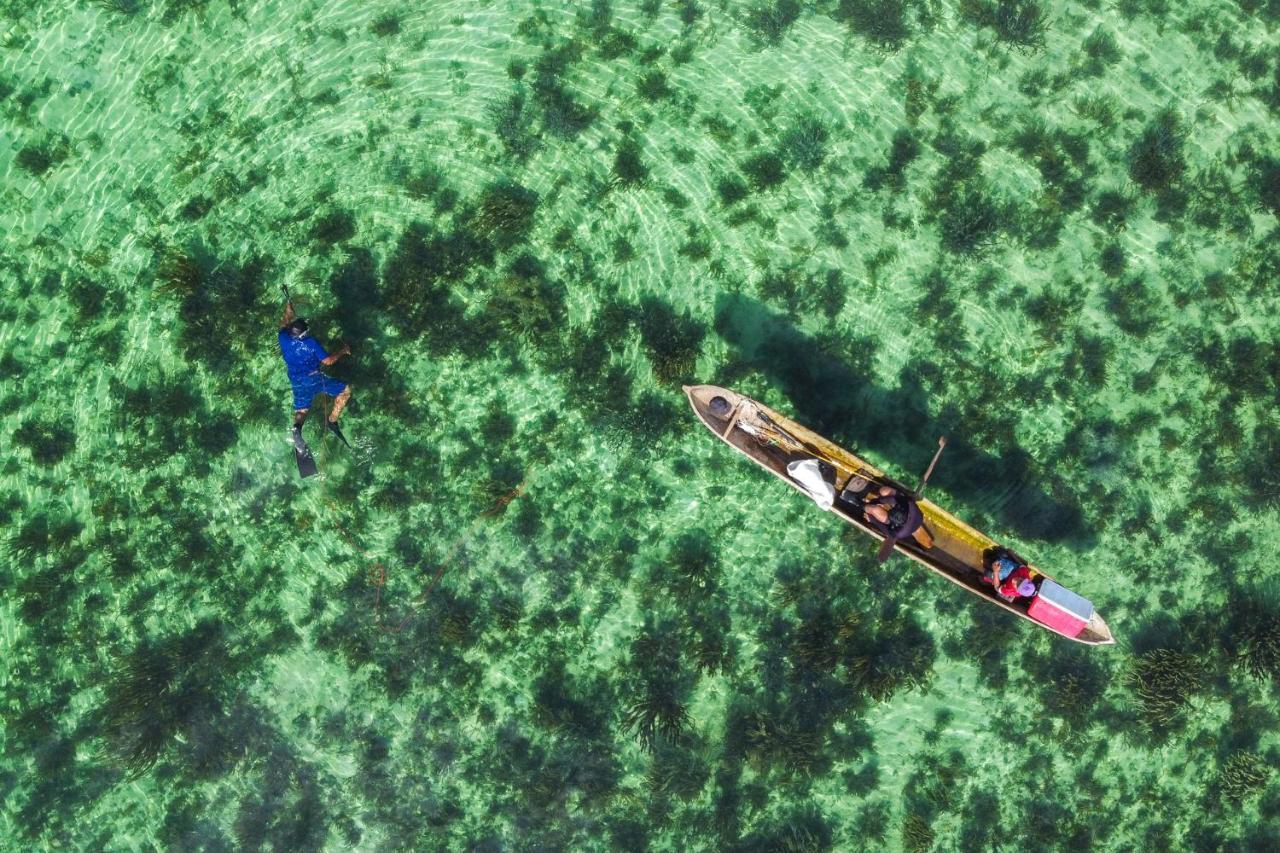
[295,446,318,478]
[293,426,318,478]
[294,438,317,479]
[326,418,352,449]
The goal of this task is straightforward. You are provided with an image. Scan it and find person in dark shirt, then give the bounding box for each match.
[279,298,352,449]
[862,485,933,548]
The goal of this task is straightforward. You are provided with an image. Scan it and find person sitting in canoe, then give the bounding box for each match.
[862,485,933,548]
[982,548,1039,601]
[279,298,352,450]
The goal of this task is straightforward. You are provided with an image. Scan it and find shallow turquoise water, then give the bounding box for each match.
[4,0,1280,849]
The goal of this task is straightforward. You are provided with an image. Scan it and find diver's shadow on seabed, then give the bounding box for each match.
[712,294,1091,547]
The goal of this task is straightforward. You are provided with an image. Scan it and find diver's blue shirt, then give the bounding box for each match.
[278,329,328,381]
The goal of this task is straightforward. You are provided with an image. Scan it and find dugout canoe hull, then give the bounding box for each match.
[683,384,1114,646]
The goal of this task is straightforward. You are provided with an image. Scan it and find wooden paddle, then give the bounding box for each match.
[914,436,947,498]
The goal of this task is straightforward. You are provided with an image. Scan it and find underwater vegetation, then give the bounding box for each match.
[1080,25,1123,75]
[1008,117,1093,216]
[960,0,1051,51]
[928,131,1008,254]
[160,246,270,374]
[612,137,648,186]
[1217,752,1271,803]
[716,172,751,206]
[12,417,76,466]
[936,183,1003,254]
[1225,581,1280,683]
[735,705,826,778]
[864,127,920,192]
[154,247,202,296]
[646,739,710,800]
[468,180,540,250]
[369,12,400,37]
[901,811,935,852]
[901,751,968,840]
[847,611,937,701]
[530,42,598,139]
[778,112,831,173]
[832,0,925,48]
[1022,643,1108,727]
[738,804,834,851]
[636,297,706,385]
[635,69,672,102]
[1128,107,1187,194]
[623,685,692,752]
[1253,155,1280,218]
[94,621,242,777]
[310,209,356,245]
[480,253,567,349]
[8,510,82,564]
[662,531,721,595]
[743,0,803,46]
[1123,649,1206,732]
[15,135,72,177]
[380,221,487,351]
[740,149,788,191]
[92,0,144,14]
[489,90,540,160]
[624,626,694,751]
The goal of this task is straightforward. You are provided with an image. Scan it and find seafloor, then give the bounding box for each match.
[3,0,1280,849]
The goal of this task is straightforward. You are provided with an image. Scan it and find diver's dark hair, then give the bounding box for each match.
[287,318,309,335]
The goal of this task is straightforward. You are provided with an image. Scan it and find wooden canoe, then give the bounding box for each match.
[684,384,1114,646]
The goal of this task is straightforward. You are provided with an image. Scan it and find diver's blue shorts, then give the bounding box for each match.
[290,373,347,411]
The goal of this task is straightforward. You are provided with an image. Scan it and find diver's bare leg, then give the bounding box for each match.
[329,387,351,422]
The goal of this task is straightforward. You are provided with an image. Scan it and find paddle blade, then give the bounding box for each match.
[876,537,897,563]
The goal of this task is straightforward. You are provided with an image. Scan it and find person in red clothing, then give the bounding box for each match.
[982,548,1039,601]
[996,565,1038,601]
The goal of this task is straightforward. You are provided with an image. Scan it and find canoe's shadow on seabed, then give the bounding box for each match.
[711,294,1092,548]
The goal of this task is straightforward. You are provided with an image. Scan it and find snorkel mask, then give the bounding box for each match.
[287,318,310,337]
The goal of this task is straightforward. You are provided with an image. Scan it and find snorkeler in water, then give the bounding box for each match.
[278,295,352,456]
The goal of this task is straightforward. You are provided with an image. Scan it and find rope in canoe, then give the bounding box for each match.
[747,405,878,489]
